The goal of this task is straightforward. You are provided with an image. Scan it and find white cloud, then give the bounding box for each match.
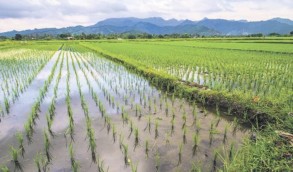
[0,0,292,32]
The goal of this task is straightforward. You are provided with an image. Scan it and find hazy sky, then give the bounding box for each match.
[0,0,292,32]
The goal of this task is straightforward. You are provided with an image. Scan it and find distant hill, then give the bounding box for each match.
[269,18,293,26]
[1,17,293,37]
[197,18,293,35]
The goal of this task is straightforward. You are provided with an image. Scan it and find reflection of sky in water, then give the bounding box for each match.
[0,50,249,171]
[0,51,61,140]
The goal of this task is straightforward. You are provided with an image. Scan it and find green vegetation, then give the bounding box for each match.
[79,38,292,171]
[81,40,292,124]
[0,39,291,171]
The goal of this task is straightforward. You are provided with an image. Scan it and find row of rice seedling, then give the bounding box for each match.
[46,51,65,136]
[30,51,66,171]
[70,49,113,172]
[70,49,99,165]
[24,51,62,143]
[65,51,75,142]
[0,49,53,115]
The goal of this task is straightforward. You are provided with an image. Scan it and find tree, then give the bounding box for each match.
[290,31,293,35]
[268,33,280,36]
[15,34,22,40]
[158,34,164,38]
[127,34,136,39]
[58,33,71,39]
[248,33,263,37]
[146,34,153,39]
[0,36,7,40]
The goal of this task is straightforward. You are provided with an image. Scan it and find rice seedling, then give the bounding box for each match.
[34,152,49,172]
[46,113,54,137]
[165,102,169,116]
[144,139,149,158]
[155,150,160,172]
[192,132,200,156]
[196,120,201,134]
[127,119,134,137]
[144,115,152,133]
[131,162,138,172]
[215,117,221,127]
[209,121,219,145]
[213,150,219,170]
[122,144,130,166]
[97,158,109,172]
[0,166,9,172]
[171,118,175,135]
[190,162,202,172]
[4,97,9,114]
[232,117,239,135]
[24,122,33,144]
[135,104,139,117]
[16,132,25,157]
[178,143,183,165]
[155,120,159,139]
[119,134,124,151]
[138,108,142,121]
[182,112,187,129]
[183,126,187,144]
[106,118,111,134]
[9,146,23,172]
[229,142,235,161]
[172,108,176,120]
[69,143,79,172]
[159,98,163,110]
[223,124,229,143]
[134,127,139,150]
[112,124,117,143]
[43,130,52,163]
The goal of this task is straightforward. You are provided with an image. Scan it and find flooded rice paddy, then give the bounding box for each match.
[0,47,249,172]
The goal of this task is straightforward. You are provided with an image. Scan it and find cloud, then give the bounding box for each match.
[0,0,292,32]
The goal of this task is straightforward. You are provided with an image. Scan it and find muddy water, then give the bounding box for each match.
[0,49,249,172]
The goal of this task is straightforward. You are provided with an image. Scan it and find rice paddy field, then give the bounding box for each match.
[0,39,292,172]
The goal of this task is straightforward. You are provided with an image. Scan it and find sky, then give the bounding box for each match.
[0,0,292,32]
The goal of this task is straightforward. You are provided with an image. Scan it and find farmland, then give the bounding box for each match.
[0,39,292,172]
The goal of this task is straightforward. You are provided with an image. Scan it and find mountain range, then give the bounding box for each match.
[1,17,293,37]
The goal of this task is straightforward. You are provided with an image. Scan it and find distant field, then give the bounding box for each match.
[144,39,293,53]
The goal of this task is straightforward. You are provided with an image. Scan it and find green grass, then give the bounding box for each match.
[221,127,293,171]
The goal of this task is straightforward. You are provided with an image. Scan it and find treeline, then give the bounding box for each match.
[1,31,293,41]
[5,33,203,40]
